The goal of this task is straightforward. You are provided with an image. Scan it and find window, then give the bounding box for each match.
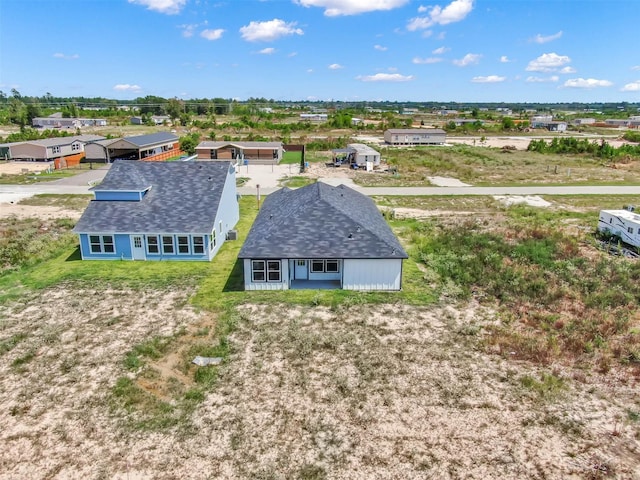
[252,260,266,282]
[219,221,223,234]
[193,236,204,254]
[310,259,340,273]
[251,260,282,283]
[52,146,61,154]
[177,236,190,254]
[210,150,217,159]
[89,235,114,254]
[267,261,281,281]
[210,230,216,250]
[629,227,634,234]
[71,143,81,151]
[297,260,306,266]
[147,235,159,254]
[162,235,174,254]
[133,237,142,248]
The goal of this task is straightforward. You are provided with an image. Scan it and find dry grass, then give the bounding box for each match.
[1,292,639,479]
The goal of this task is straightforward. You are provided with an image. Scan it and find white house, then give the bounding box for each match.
[238,182,408,291]
[384,128,446,145]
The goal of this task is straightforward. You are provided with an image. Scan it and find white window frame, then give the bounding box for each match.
[71,143,81,151]
[310,259,340,273]
[146,235,159,254]
[51,146,61,154]
[162,235,175,254]
[193,235,205,254]
[89,234,115,254]
[210,230,216,250]
[251,260,282,283]
[177,235,190,255]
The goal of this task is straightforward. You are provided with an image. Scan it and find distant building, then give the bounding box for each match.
[384,128,446,145]
[572,118,596,126]
[300,113,328,122]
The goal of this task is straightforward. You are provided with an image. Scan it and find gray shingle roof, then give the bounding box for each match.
[238,182,408,259]
[123,132,178,147]
[73,161,232,234]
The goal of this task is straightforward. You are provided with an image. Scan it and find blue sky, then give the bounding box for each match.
[1,0,639,103]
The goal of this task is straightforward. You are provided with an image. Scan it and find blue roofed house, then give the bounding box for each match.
[238,182,408,291]
[73,161,239,261]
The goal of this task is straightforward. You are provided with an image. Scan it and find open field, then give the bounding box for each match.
[1,194,640,478]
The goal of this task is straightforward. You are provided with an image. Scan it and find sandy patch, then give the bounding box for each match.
[0,162,54,176]
[1,294,638,479]
[494,195,552,207]
[0,204,82,220]
[428,176,471,187]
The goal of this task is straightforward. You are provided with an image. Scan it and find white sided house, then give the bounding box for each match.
[384,128,446,146]
[238,182,408,291]
[598,209,640,248]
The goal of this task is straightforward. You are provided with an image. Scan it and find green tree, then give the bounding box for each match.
[179,132,200,155]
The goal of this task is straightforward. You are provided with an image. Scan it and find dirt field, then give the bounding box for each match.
[0,161,54,176]
[1,288,639,479]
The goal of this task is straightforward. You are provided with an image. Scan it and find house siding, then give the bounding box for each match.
[342,258,403,291]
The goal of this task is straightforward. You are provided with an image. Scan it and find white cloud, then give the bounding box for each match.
[328,63,344,70]
[288,52,298,57]
[53,53,79,60]
[240,19,303,42]
[258,47,276,55]
[374,44,388,51]
[413,57,443,64]
[525,52,571,72]
[127,0,186,14]
[559,66,576,74]
[526,75,559,83]
[471,75,505,83]
[180,24,198,38]
[407,0,474,31]
[357,73,415,82]
[563,78,613,88]
[200,29,225,41]
[531,31,563,44]
[500,55,509,63]
[113,84,142,92]
[295,0,409,16]
[432,46,449,54]
[621,81,640,92]
[453,53,481,67]
[632,66,640,71]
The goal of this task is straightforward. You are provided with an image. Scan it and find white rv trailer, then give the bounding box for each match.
[598,209,640,247]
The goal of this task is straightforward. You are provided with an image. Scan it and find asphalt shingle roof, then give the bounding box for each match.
[73,160,232,234]
[123,132,178,148]
[238,182,408,259]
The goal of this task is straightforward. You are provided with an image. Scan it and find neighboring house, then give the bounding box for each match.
[84,138,120,163]
[195,141,284,164]
[598,209,640,249]
[238,182,408,291]
[605,119,630,128]
[453,118,484,127]
[107,132,181,161]
[384,128,446,145]
[6,134,105,168]
[572,118,596,126]
[130,115,171,125]
[300,113,328,122]
[73,161,239,261]
[546,121,568,132]
[33,115,107,128]
[331,143,381,168]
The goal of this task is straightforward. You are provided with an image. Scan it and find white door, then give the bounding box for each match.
[295,260,308,279]
[131,235,145,260]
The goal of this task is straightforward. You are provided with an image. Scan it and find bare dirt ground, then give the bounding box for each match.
[1,288,639,479]
[0,161,53,176]
[0,204,83,220]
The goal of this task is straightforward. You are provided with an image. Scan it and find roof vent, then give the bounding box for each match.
[392,248,397,255]
[356,226,362,233]
[348,233,353,239]
[208,176,212,181]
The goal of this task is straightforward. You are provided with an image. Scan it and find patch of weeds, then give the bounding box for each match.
[519,372,566,401]
[124,335,174,370]
[11,349,36,370]
[627,410,640,422]
[111,377,181,430]
[0,332,28,356]
[297,464,327,480]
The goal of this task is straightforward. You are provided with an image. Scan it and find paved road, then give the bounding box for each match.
[2,162,640,204]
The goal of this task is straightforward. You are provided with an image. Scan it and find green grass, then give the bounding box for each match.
[353,145,640,187]
[18,194,93,210]
[279,176,316,188]
[280,151,303,164]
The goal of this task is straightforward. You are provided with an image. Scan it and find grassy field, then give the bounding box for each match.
[1,193,640,478]
[353,145,640,187]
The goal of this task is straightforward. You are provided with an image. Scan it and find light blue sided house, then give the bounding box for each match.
[73,160,239,261]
